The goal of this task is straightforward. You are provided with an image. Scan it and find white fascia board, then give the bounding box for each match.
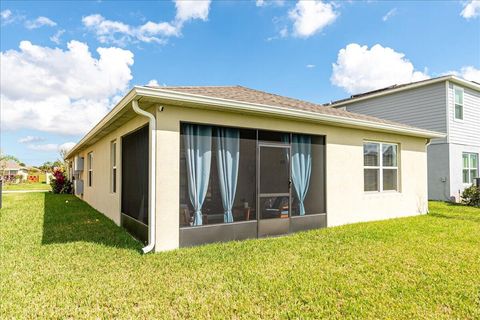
[67,85,445,159]
[135,86,445,139]
[329,76,480,108]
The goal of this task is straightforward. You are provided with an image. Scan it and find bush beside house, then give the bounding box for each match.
[461,185,480,207]
[50,169,73,194]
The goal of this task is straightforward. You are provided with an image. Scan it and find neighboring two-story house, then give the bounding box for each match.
[327,75,479,201]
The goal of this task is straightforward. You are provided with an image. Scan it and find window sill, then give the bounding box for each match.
[364,190,402,196]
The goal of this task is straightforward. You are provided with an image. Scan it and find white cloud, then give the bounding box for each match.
[83,0,211,46]
[288,0,338,38]
[1,40,133,135]
[26,142,76,153]
[1,9,12,20]
[136,21,179,43]
[25,16,57,29]
[82,15,178,45]
[27,143,59,152]
[331,43,430,94]
[146,79,160,86]
[461,0,480,19]
[1,9,23,25]
[256,0,285,7]
[18,136,45,144]
[82,14,137,46]
[267,25,289,41]
[59,142,76,153]
[175,0,211,22]
[306,64,316,68]
[382,8,397,21]
[460,66,480,82]
[444,66,480,83]
[50,29,65,44]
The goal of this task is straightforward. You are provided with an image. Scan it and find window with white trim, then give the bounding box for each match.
[463,153,478,184]
[454,87,464,120]
[364,142,399,192]
[111,141,117,193]
[87,152,93,187]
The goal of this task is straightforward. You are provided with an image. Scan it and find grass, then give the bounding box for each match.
[2,182,51,191]
[1,193,479,319]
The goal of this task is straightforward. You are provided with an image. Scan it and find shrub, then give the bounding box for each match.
[461,185,480,207]
[50,169,73,194]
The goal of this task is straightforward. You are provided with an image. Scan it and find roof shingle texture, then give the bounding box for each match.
[146,85,417,129]
[0,160,23,170]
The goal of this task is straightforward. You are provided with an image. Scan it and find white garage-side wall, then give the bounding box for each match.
[449,143,480,201]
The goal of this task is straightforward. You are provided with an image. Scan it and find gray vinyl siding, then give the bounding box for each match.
[447,82,480,147]
[427,143,450,200]
[341,82,447,144]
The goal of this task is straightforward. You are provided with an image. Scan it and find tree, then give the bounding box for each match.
[39,162,54,172]
[0,154,20,163]
[59,148,69,162]
[52,160,64,169]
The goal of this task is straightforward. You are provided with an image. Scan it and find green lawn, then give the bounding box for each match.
[1,193,479,319]
[2,182,51,191]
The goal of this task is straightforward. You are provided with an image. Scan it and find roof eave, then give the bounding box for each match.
[135,86,444,139]
[66,86,445,158]
[328,75,480,107]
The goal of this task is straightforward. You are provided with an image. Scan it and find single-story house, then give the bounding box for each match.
[0,160,28,183]
[66,85,444,253]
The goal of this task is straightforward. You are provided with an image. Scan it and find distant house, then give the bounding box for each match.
[327,75,480,201]
[66,85,442,252]
[0,160,28,182]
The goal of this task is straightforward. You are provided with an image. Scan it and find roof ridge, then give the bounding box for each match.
[150,85,239,89]
[155,84,404,125]
[233,85,323,107]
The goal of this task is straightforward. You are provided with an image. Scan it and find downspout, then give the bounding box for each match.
[132,100,156,254]
[425,138,432,147]
[425,138,432,213]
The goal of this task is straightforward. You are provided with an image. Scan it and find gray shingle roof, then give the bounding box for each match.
[146,85,418,129]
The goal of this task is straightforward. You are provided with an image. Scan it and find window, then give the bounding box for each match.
[454,87,464,120]
[87,152,93,187]
[111,141,117,193]
[364,142,399,192]
[463,153,478,184]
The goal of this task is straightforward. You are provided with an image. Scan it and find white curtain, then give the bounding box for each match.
[184,124,212,226]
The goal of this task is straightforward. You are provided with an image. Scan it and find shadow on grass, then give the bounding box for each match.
[429,211,480,224]
[42,193,142,250]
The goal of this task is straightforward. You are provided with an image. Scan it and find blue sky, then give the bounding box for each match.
[1,0,479,165]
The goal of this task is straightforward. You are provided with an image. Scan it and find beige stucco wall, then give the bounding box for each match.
[72,114,149,226]
[155,104,429,251]
[70,102,429,252]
